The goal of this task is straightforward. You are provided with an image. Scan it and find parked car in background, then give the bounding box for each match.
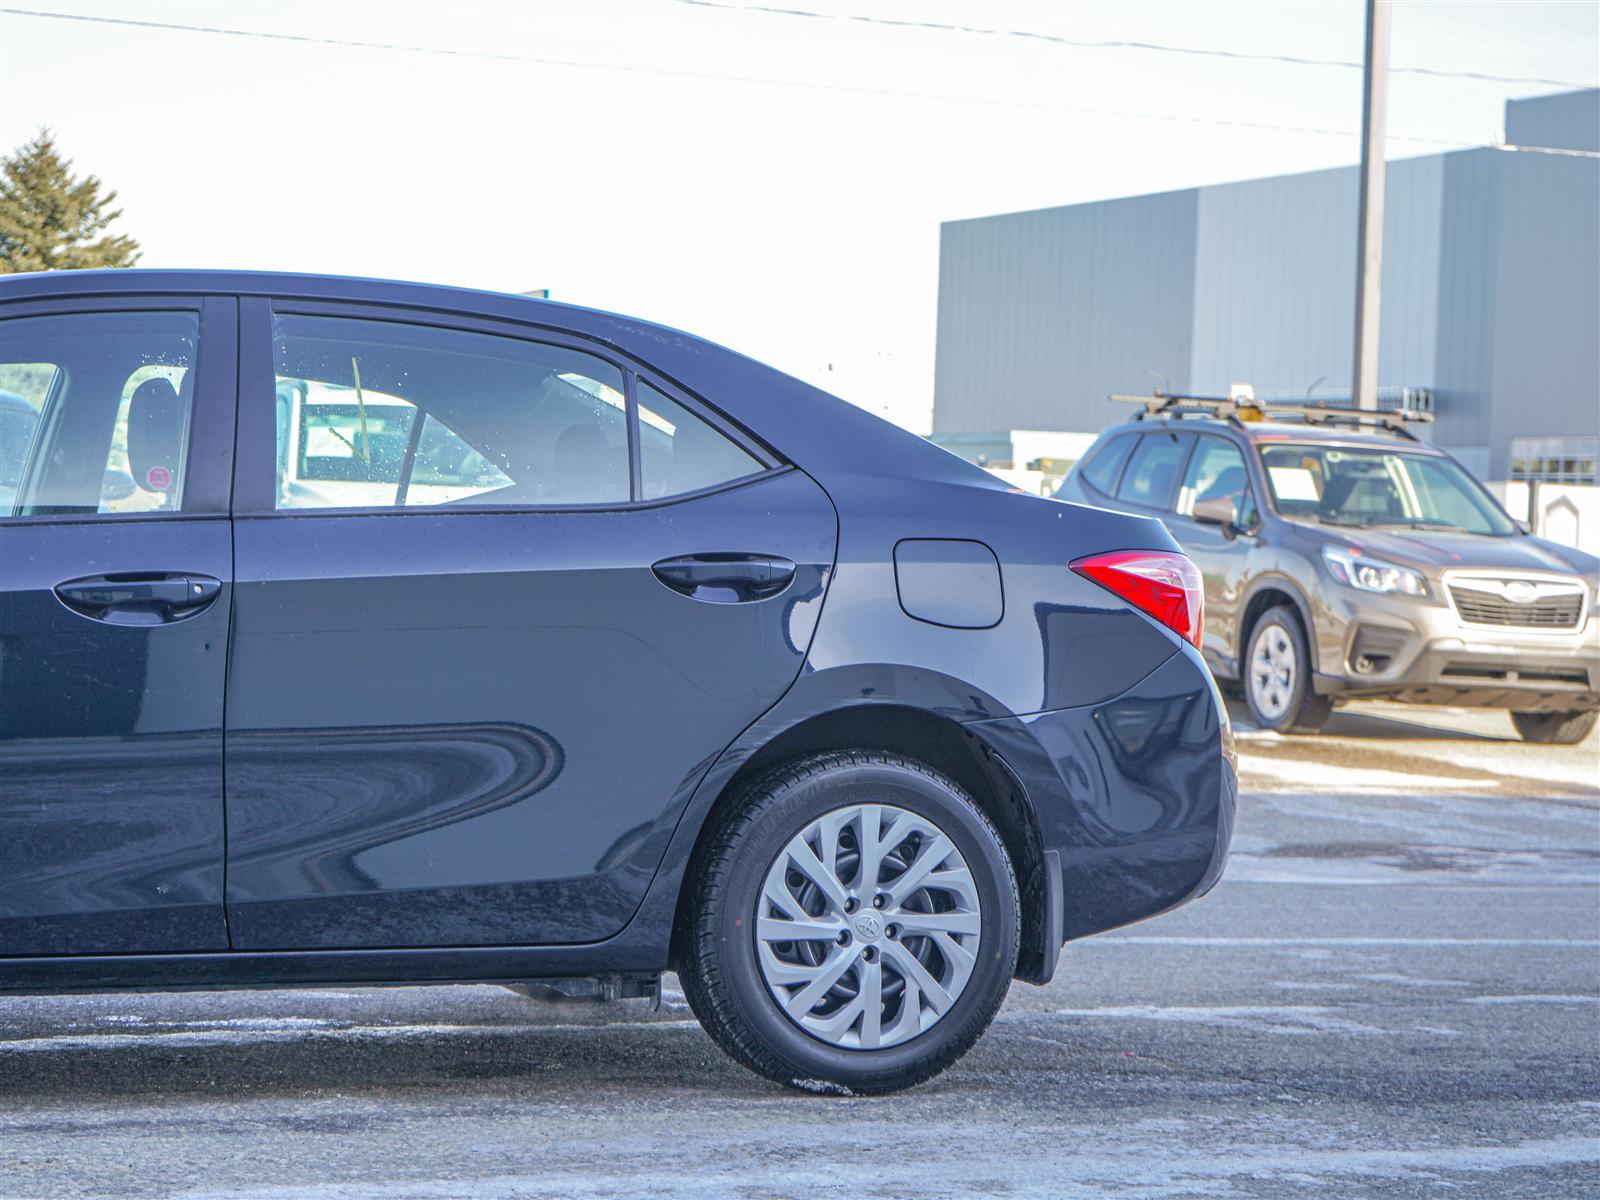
[0,270,1233,1094]
[1056,394,1600,744]
[0,389,37,513]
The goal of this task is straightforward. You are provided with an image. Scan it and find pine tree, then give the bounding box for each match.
[0,129,141,273]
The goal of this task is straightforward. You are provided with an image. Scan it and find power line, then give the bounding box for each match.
[1,6,1595,159]
[676,0,1599,90]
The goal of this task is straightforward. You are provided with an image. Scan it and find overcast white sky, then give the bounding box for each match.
[1,1,1596,431]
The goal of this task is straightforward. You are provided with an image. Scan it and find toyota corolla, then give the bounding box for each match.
[0,270,1233,1093]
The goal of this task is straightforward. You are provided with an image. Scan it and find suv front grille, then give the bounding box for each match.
[1449,584,1584,630]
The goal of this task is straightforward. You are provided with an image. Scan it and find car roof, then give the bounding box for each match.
[1100,415,1445,454]
[0,269,1002,491]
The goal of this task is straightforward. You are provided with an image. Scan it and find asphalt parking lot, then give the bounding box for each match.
[2,702,1596,1199]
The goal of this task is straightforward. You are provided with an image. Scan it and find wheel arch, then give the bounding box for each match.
[1238,575,1316,670]
[667,702,1052,984]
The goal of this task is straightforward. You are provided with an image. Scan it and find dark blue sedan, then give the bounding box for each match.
[0,271,1234,1092]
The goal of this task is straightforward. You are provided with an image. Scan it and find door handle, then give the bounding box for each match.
[55,574,222,623]
[651,554,797,603]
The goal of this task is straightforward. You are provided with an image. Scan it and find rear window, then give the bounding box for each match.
[1078,432,1136,495]
[1116,433,1189,509]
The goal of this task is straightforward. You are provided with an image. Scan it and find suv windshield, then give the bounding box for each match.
[1258,442,1515,535]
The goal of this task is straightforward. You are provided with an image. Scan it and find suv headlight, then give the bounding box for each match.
[1323,546,1428,596]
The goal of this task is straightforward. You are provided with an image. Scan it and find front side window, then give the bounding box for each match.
[1258,443,1514,535]
[0,311,197,518]
[1177,435,1257,525]
[1116,432,1189,509]
[637,380,763,499]
[272,315,629,510]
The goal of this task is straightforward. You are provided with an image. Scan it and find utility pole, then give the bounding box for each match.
[1351,0,1390,411]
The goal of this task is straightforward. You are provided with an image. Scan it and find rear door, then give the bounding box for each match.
[1168,433,1260,676]
[0,296,235,955]
[1113,429,1194,515]
[224,300,835,949]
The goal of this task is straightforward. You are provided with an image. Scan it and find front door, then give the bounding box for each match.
[0,298,235,955]
[223,302,835,950]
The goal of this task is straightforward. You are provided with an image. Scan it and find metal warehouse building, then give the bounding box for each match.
[931,89,1600,486]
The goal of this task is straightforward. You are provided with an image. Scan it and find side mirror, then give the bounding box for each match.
[1514,519,1532,536]
[101,468,138,502]
[1192,495,1238,528]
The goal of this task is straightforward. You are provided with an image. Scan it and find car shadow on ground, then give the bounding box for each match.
[0,1017,762,1104]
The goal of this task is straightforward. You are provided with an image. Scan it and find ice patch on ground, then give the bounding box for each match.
[1239,756,1497,791]
[129,1134,1600,1200]
[1357,973,1473,988]
[1270,981,1359,991]
[0,1019,703,1054]
[787,1077,855,1097]
[1225,844,1600,887]
[1052,1004,1405,1037]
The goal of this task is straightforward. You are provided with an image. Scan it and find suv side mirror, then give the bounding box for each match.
[1192,495,1238,529]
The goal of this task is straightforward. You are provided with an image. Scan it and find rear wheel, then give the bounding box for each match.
[1510,710,1597,745]
[679,751,1019,1095]
[1245,606,1333,734]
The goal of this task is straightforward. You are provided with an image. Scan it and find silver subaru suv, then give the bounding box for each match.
[1056,396,1600,744]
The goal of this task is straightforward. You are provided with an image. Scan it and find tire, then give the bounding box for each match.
[678,751,1019,1095]
[1510,710,1598,745]
[1244,606,1333,734]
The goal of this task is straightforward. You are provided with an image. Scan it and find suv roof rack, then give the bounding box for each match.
[1109,391,1433,440]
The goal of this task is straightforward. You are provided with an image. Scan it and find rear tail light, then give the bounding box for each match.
[1070,550,1205,649]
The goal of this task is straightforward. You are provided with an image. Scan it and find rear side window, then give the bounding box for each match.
[271,315,629,510]
[638,381,763,499]
[0,311,198,518]
[1078,432,1135,495]
[1116,433,1189,509]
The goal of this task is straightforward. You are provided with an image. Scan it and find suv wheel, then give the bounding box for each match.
[1245,606,1333,734]
[678,751,1019,1095]
[1510,710,1597,745]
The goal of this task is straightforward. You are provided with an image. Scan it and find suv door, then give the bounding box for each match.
[1168,433,1260,678]
[0,297,236,955]
[224,301,836,950]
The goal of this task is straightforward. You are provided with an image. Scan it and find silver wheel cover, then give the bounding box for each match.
[754,802,982,1050]
[1250,622,1298,721]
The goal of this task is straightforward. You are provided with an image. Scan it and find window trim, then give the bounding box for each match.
[0,295,236,527]
[235,298,784,517]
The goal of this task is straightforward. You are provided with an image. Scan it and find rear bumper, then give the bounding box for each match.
[967,648,1235,944]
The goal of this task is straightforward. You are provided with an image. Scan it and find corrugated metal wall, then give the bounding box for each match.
[932,189,1199,435]
[1488,147,1600,477]
[1187,156,1441,397]
[1431,149,1503,474]
[1506,90,1600,153]
[933,161,1448,436]
[932,90,1600,479]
